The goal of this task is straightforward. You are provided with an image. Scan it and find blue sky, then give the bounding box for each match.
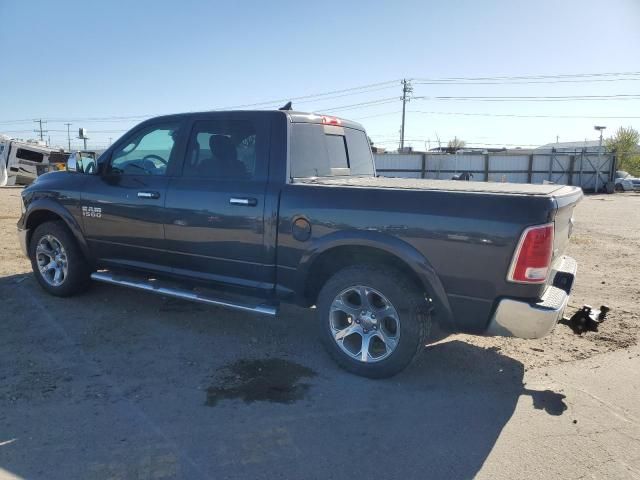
[1,0,639,150]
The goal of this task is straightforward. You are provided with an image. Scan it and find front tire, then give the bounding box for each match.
[29,221,90,297]
[317,265,430,378]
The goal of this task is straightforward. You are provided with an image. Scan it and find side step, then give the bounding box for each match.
[90,271,278,317]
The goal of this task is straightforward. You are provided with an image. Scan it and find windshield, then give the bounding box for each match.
[616,170,630,178]
[290,123,375,178]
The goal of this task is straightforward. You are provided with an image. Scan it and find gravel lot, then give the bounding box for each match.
[0,187,639,479]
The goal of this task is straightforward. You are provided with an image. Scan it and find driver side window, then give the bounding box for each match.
[110,123,179,176]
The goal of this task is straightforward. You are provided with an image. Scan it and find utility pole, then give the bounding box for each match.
[33,119,48,141]
[400,79,413,151]
[65,123,72,151]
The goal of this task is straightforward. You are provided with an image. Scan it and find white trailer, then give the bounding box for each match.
[0,136,68,186]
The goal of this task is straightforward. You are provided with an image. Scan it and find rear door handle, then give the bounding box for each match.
[229,197,258,206]
[137,191,161,199]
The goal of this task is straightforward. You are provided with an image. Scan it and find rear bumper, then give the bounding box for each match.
[485,256,577,339]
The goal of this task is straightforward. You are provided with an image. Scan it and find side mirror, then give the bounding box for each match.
[66,153,79,172]
[67,152,97,174]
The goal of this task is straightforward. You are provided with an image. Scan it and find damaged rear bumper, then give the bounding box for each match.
[486,256,577,339]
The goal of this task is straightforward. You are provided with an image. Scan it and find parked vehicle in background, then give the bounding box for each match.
[0,135,69,186]
[614,170,640,192]
[17,109,582,378]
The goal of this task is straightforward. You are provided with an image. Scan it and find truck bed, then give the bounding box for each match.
[295,176,580,197]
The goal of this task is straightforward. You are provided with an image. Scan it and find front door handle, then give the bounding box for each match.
[229,197,258,206]
[137,191,160,199]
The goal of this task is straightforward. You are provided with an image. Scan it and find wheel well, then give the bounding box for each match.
[304,246,426,306]
[25,210,64,246]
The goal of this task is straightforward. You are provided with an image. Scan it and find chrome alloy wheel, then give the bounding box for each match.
[329,285,401,363]
[36,234,68,287]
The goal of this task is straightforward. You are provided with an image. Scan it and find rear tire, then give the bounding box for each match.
[615,183,624,192]
[29,221,90,297]
[317,265,430,378]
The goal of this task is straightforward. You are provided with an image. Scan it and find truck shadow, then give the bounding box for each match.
[299,338,568,479]
[0,273,567,480]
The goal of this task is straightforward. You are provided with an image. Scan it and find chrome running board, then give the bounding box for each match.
[90,271,277,317]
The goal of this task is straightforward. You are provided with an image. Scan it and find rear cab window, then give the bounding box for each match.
[289,122,374,179]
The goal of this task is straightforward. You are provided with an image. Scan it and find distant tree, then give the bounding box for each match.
[447,136,466,152]
[606,126,640,176]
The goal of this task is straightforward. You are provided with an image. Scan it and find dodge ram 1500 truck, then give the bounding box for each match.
[17,110,582,378]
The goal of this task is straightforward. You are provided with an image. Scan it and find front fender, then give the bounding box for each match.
[21,197,92,262]
[297,230,454,326]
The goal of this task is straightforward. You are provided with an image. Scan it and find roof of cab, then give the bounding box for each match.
[283,111,365,130]
[141,110,365,130]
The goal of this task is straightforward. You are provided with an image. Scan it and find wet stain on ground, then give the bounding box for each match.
[206,358,317,406]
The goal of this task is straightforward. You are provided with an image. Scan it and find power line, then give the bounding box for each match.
[414,78,640,85]
[320,97,399,113]
[413,71,640,82]
[425,94,640,102]
[408,111,640,119]
[3,71,640,128]
[219,80,401,110]
[352,110,403,120]
[0,80,403,125]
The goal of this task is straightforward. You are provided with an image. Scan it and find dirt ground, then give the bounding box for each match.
[1,187,639,479]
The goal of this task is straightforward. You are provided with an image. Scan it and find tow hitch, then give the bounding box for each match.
[561,305,610,334]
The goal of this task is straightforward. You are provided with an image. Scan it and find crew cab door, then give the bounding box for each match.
[164,113,274,293]
[80,119,186,271]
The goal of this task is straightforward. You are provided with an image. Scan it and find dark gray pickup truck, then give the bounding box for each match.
[17,110,582,377]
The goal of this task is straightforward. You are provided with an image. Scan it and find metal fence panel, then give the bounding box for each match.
[490,155,529,171]
[374,151,615,190]
[488,171,529,183]
[576,154,612,190]
[374,153,422,178]
[375,153,422,170]
[488,155,529,183]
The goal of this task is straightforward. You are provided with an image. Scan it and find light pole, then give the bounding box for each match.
[78,128,89,151]
[594,126,606,193]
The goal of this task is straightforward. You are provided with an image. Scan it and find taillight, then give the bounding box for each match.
[507,223,554,283]
[321,115,342,126]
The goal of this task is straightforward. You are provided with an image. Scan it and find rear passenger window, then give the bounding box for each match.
[183,120,257,180]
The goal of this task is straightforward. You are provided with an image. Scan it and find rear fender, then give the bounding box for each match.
[298,230,454,327]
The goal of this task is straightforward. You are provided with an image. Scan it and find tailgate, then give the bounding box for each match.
[552,186,583,260]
